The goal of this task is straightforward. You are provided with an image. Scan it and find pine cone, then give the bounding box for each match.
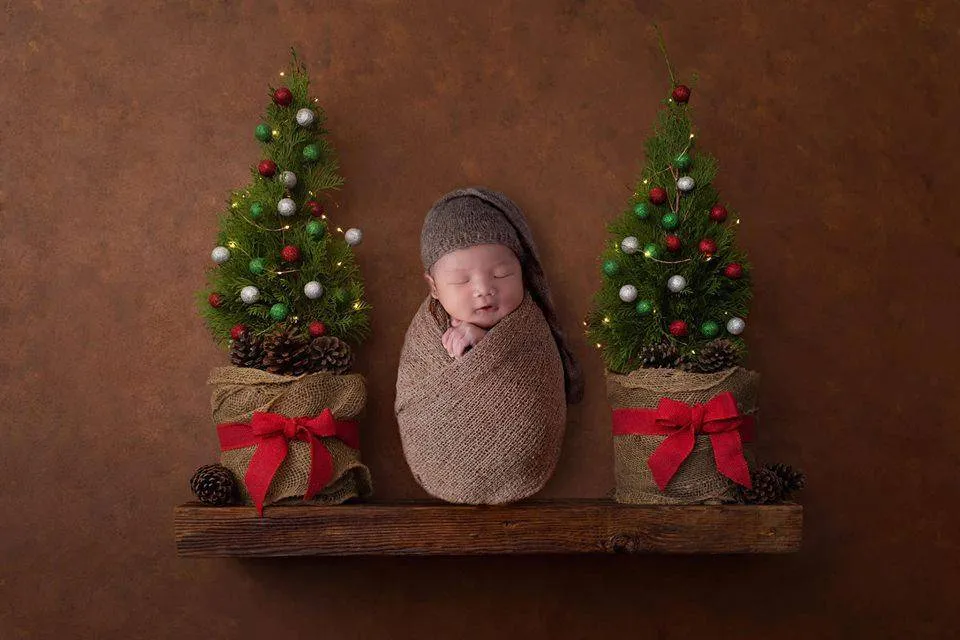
[637,341,680,368]
[262,327,311,376]
[681,338,740,373]
[190,464,237,506]
[736,466,784,505]
[769,463,806,499]
[309,336,353,374]
[229,331,264,369]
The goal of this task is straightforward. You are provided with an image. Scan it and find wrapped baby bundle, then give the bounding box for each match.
[395,187,583,504]
[396,293,565,503]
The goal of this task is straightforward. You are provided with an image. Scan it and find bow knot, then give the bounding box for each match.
[611,392,755,491]
[249,411,339,442]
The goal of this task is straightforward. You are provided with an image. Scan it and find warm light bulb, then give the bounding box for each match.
[595,343,602,349]
[321,215,327,220]
[231,202,238,209]
[283,225,291,230]
[689,133,695,139]
[272,130,279,136]
[353,302,362,310]
[279,71,285,77]
[735,219,741,225]
[336,261,343,267]
[603,317,610,324]
[227,241,236,248]
[336,227,343,233]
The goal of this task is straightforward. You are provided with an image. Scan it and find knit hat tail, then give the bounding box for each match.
[421,187,584,404]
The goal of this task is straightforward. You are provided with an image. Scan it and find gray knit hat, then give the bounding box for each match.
[421,187,584,404]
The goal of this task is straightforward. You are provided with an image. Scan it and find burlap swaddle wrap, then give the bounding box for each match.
[209,367,373,507]
[395,294,566,504]
[607,367,759,504]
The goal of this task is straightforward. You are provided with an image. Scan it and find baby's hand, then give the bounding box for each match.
[442,319,488,359]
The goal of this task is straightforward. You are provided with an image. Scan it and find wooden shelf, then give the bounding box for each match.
[175,499,802,556]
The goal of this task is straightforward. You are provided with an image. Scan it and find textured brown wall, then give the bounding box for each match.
[2,1,957,638]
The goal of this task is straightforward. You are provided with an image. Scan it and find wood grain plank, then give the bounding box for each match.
[175,500,802,557]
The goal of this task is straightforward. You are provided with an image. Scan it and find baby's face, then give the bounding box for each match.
[426,243,524,329]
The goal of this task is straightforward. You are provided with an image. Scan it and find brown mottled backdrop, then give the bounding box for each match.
[2,1,957,638]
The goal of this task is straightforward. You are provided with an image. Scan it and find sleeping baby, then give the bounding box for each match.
[395,187,583,504]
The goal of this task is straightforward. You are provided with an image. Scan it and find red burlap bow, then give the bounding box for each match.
[217,409,360,515]
[611,391,755,491]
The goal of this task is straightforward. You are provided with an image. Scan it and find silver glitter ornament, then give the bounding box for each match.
[620,236,640,254]
[211,246,230,264]
[726,317,746,335]
[240,286,260,304]
[277,197,297,217]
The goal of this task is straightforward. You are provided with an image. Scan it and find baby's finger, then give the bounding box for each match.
[451,317,461,327]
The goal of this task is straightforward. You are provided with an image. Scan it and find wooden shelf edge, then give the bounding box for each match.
[175,499,802,557]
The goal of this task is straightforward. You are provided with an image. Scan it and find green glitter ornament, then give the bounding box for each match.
[306,220,326,238]
[254,124,272,142]
[633,202,650,219]
[269,303,289,321]
[700,320,720,338]
[602,260,619,276]
[636,300,653,315]
[249,202,264,219]
[643,243,660,259]
[248,258,266,275]
[302,144,320,162]
[661,213,679,230]
[675,153,691,171]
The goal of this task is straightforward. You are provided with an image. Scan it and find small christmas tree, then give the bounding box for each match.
[198,50,369,371]
[587,37,751,374]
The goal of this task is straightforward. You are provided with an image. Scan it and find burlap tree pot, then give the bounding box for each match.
[606,366,759,505]
[209,367,373,514]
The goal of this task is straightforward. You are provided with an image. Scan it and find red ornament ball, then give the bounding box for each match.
[649,187,668,205]
[208,293,224,309]
[281,245,301,263]
[306,200,325,217]
[273,87,293,106]
[724,263,744,279]
[669,320,689,337]
[672,84,691,103]
[698,239,717,256]
[257,159,277,177]
[230,324,248,340]
[309,321,327,338]
[665,235,682,252]
[709,205,728,223]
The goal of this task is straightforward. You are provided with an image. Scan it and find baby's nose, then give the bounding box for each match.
[474,279,495,296]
